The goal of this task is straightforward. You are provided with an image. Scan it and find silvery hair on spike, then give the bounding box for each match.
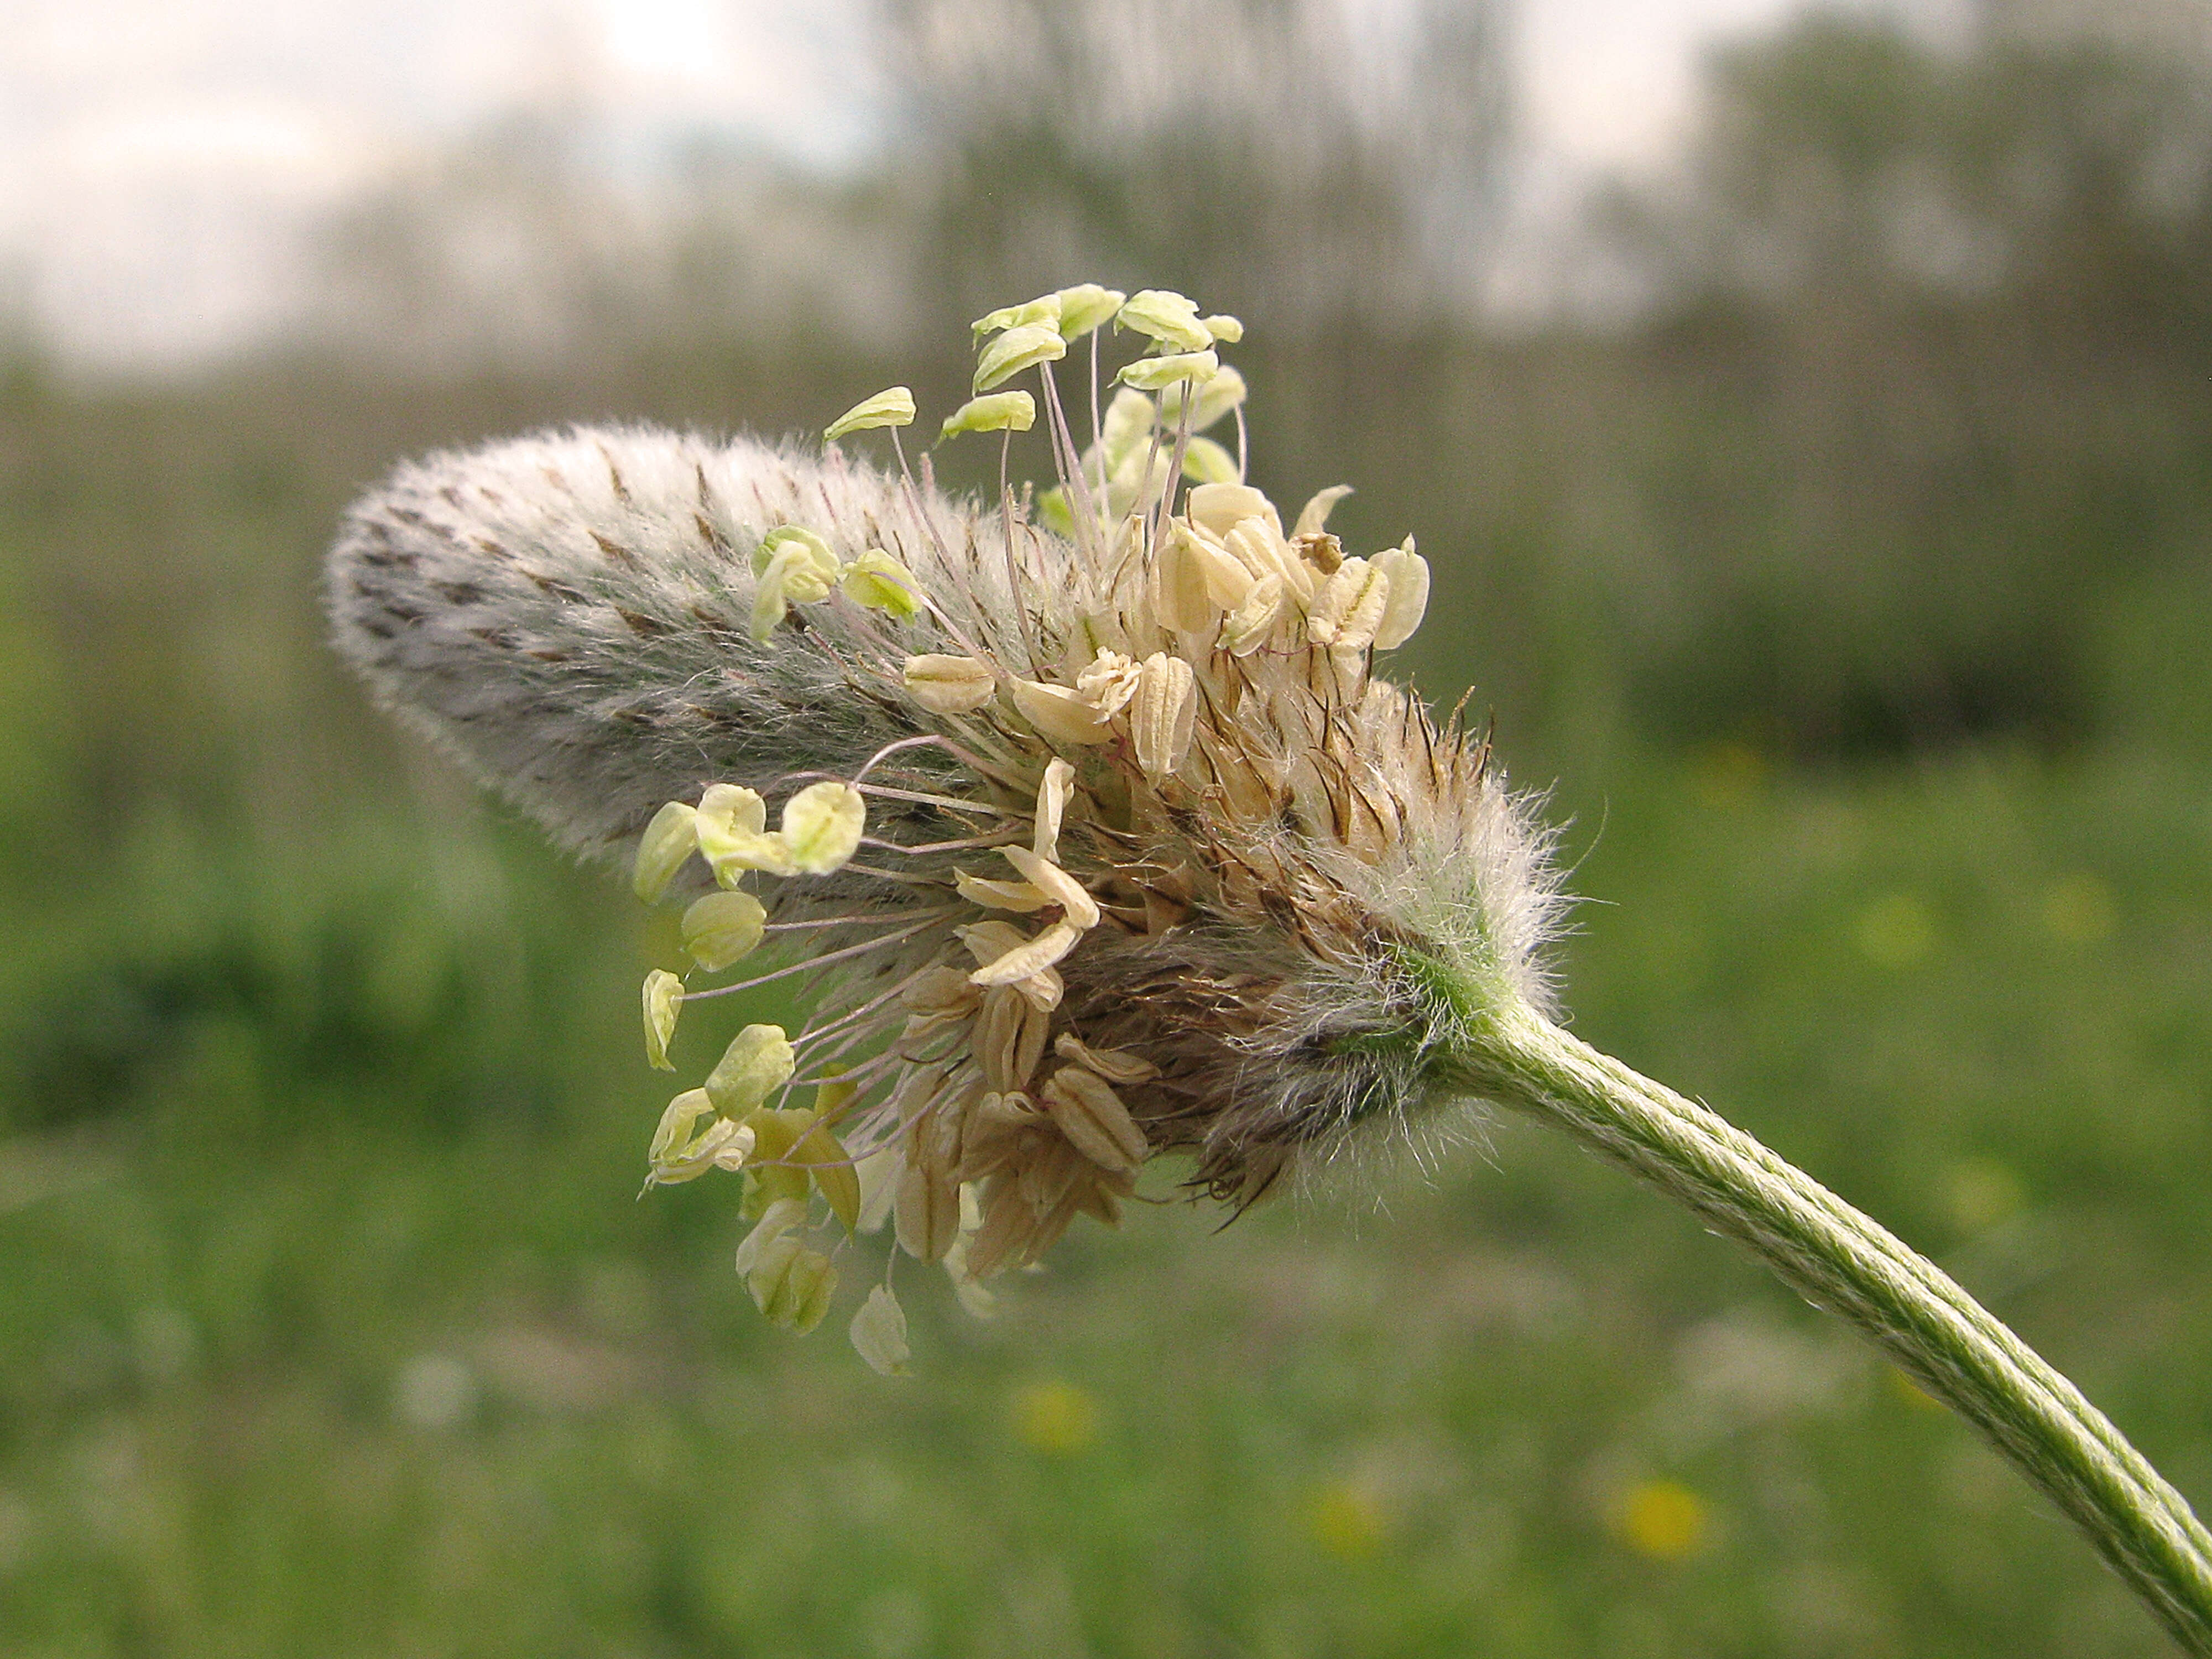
[328,285,1564,1361]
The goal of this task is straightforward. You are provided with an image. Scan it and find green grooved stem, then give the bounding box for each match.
[1447,999,2212,1654]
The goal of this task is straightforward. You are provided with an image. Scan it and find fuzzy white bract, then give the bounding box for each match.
[328,284,1563,1364]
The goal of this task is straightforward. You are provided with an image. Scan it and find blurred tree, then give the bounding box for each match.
[874,0,1512,337]
[1583,14,2212,754]
[1650,14,2212,336]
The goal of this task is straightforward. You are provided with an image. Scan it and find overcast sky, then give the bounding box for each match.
[0,0,1913,371]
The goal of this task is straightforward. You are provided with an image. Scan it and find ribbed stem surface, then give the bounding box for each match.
[1451,1001,2212,1653]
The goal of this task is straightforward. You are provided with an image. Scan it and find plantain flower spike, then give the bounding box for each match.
[327,286,2212,1649]
[327,287,1522,1366]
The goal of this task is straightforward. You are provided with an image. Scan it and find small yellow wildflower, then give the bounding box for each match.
[1304,1481,1389,1561]
[1011,1380,1099,1454]
[1620,1480,1711,1561]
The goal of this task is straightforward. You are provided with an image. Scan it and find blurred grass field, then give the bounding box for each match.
[0,336,2207,1658]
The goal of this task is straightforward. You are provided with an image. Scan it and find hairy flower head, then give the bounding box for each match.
[327,285,1563,1364]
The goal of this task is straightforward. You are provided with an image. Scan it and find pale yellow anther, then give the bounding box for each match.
[649,1088,712,1167]
[1058,612,1131,685]
[751,524,838,582]
[956,868,1050,912]
[632,801,699,904]
[1074,649,1142,719]
[1174,518,1257,610]
[961,1090,1040,1165]
[895,1164,961,1263]
[1117,350,1218,392]
[1370,537,1430,649]
[813,1069,859,1128]
[698,782,764,839]
[972,294,1062,337]
[1053,1031,1161,1085]
[1186,481,1282,539]
[939,392,1037,439]
[749,528,840,641]
[1152,520,1223,631]
[1231,517,1313,602]
[1131,651,1197,778]
[1052,284,1125,340]
[977,984,1049,1091]
[1033,758,1074,858]
[854,1145,899,1234]
[1200,313,1244,343]
[1220,572,1287,656]
[681,890,766,972]
[1309,556,1389,651]
[697,783,796,880]
[944,1228,997,1319]
[645,1088,755,1187]
[974,324,1067,393]
[749,1241,836,1334]
[705,1022,795,1117]
[789,1118,863,1232]
[1116,289,1212,352]
[779,780,866,874]
[1099,388,1156,463]
[957,920,1073,1008]
[1036,486,1074,538]
[735,1197,808,1277]
[824,386,916,441]
[742,1113,812,1207]
[902,653,998,713]
[849,1284,911,1376]
[1040,1065,1150,1171]
[1015,965,1065,1013]
[643,969,684,1071]
[1010,679,1113,746]
[966,920,1082,989]
[841,549,924,619]
[900,966,982,1017]
[958,920,1029,971]
[749,562,792,642]
[999,845,1100,929]
[1159,363,1248,434]
[1180,437,1240,486]
[1293,484,1355,539]
[1105,444,1176,519]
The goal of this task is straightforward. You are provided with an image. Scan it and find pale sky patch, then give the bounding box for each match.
[0,0,1903,369]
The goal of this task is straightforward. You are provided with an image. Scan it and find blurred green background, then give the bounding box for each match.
[3,2,2210,1653]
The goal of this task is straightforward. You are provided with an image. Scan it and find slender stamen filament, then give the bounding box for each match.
[839,863,952,886]
[763,906,958,933]
[859,830,1022,856]
[794,971,928,1049]
[1152,399,1195,556]
[788,1048,904,1092]
[852,733,964,785]
[852,784,1005,816]
[1037,361,1103,588]
[677,918,937,1002]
